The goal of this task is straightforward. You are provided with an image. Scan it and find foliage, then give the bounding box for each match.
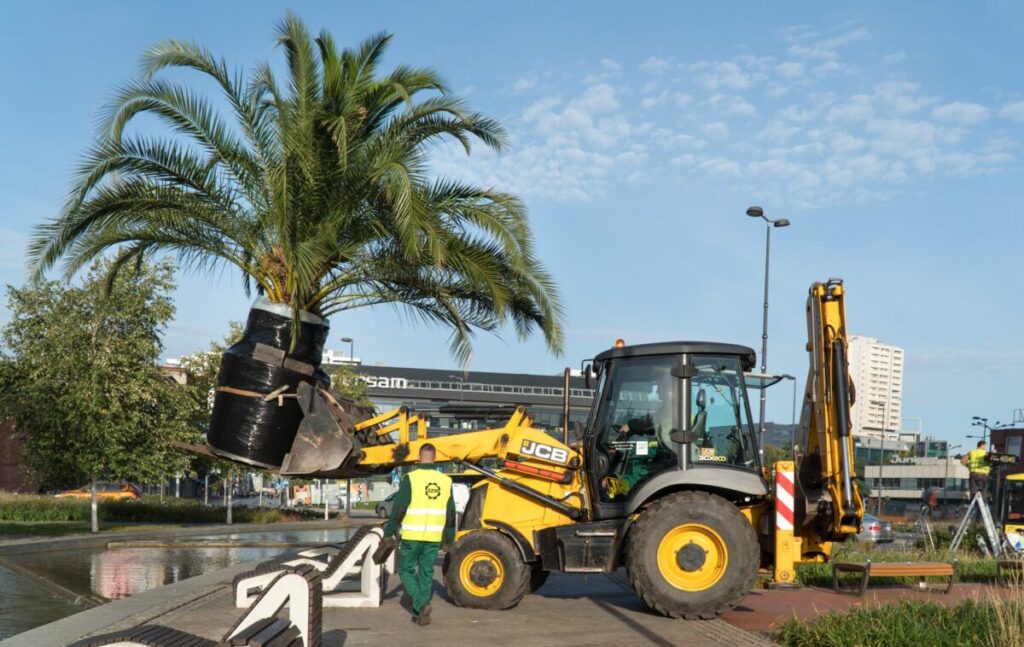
[325,363,374,409]
[0,492,321,523]
[0,260,197,490]
[776,598,1004,647]
[795,543,997,587]
[29,13,564,363]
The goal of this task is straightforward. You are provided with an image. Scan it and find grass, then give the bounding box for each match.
[795,542,998,588]
[776,598,1002,646]
[0,492,324,527]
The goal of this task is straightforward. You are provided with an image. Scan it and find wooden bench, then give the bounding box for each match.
[69,564,321,647]
[996,558,1024,585]
[832,560,956,596]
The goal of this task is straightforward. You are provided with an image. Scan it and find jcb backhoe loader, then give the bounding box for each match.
[206,279,864,619]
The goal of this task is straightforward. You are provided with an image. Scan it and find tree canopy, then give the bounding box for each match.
[29,13,563,363]
[0,259,196,490]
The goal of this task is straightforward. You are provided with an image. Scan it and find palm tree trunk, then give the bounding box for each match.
[90,476,99,533]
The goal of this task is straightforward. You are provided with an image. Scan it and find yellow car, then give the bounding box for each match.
[55,482,141,501]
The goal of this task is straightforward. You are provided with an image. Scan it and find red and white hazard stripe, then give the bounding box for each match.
[775,468,795,531]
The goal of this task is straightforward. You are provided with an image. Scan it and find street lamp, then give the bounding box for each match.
[341,337,355,364]
[746,206,791,456]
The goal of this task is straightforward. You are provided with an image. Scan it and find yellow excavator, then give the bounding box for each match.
[212,279,864,619]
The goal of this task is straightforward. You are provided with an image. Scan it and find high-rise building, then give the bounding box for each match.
[847,335,904,440]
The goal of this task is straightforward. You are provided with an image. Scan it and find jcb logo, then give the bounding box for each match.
[520,440,569,464]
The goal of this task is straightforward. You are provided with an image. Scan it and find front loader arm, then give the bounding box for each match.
[795,279,863,541]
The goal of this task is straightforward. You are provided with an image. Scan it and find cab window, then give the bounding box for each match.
[689,356,758,470]
[594,356,678,501]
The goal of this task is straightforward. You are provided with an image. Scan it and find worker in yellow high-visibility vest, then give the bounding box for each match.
[381,443,455,626]
[961,440,990,500]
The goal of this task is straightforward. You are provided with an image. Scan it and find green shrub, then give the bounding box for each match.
[776,599,998,646]
[0,492,323,524]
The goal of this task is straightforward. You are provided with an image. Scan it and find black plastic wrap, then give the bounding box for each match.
[207,301,330,468]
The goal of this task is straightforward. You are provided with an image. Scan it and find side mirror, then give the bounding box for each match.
[671,429,698,444]
[583,364,593,390]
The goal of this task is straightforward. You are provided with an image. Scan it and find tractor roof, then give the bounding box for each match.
[594,341,757,371]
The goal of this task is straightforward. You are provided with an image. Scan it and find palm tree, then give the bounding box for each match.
[30,13,563,363]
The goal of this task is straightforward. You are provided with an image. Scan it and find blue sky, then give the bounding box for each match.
[2,1,1024,445]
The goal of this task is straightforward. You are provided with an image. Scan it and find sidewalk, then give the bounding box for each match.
[10,563,773,646]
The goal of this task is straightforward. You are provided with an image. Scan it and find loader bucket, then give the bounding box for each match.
[278,382,371,477]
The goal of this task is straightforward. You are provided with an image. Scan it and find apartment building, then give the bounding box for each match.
[848,335,904,440]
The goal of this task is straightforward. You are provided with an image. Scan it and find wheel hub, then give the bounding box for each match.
[656,523,729,591]
[469,559,498,587]
[676,542,707,572]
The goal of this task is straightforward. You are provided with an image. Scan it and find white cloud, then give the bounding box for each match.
[999,101,1024,122]
[698,61,757,90]
[776,62,805,79]
[699,157,742,176]
[932,102,990,125]
[512,75,537,93]
[639,56,672,75]
[883,50,908,64]
[702,121,730,138]
[787,26,869,60]
[707,94,758,117]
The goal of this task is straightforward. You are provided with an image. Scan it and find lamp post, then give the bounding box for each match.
[971,416,1000,447]
[946,443,962,507]
[780,374,797,427]
[341,336,354,364]
[746,206,790,456]
[877,437,885,515]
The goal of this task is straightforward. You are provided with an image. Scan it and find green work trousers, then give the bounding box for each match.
[397,539,440,615]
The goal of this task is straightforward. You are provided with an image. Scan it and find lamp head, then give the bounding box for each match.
[773,218,791,227]
[746,206,764,218]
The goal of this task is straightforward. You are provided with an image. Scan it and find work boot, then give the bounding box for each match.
[418,603,432,626]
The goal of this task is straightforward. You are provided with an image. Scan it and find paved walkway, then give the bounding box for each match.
[11,563,772,646]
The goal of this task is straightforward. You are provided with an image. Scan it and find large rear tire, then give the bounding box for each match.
[625,490,758,619]
[444,530,531,610]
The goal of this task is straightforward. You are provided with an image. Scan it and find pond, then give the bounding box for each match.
[0,527,356,640]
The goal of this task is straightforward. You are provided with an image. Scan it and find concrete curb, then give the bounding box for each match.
[0,518,372,556]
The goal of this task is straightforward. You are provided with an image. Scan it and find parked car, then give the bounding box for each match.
[375,483,471,519]
[854,513,894,543]
[55,482,140,501]
[376,492,397,518]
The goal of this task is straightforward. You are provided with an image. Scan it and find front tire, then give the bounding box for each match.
[444,530,531,610]
[626,490,758,619]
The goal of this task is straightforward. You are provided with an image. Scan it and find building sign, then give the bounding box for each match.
[360,375,409,390]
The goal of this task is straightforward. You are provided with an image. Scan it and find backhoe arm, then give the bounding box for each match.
[795,279,863,541]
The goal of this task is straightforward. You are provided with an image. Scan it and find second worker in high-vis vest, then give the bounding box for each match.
[382,443,456,626]
[962,439,990,500]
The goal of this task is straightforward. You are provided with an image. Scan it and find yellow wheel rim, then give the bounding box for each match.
[459,549,505,597]
[656,523,728,591]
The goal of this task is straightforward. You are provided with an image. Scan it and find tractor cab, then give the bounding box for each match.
[999,472,1024,534]
[584,342,767,521]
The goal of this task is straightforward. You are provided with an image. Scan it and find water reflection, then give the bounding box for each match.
[0,527,355,638]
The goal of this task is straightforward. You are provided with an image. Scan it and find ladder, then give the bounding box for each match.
[915,513,935,551]
[950,491,1003,556]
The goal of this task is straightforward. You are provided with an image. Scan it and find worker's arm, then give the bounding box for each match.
[443,490,457,544]
[383,475,411,538]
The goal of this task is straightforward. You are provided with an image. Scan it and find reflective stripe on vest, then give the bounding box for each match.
[968,448,990,475]
[401,469,452,542]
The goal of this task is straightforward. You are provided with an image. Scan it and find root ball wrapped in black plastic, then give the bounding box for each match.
[207,300,330,468]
